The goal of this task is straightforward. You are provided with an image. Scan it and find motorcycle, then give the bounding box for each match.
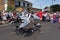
[13,15,42,37]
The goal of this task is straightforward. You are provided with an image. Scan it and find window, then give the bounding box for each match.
[15,1,19,6]
[15,1,19,7]
[4,0,7,3]
[15,0,18,1]
[19,2,21,6]
[27,3,29,7]
[23,2,25,7]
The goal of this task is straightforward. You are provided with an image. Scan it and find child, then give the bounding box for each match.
[58,16,60,23]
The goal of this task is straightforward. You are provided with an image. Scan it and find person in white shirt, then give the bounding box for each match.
[18,8,32,29]
[2,13,7,21]
[50,13,53,23]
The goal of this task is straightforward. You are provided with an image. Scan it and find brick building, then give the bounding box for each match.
[0,0,41,12]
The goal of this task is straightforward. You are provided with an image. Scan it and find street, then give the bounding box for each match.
[0,22,60,40]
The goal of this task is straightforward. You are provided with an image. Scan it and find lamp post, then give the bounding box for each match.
[51,0,54,13]
[51,0,55,13]
[52,0,54,5]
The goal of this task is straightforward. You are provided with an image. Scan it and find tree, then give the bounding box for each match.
[50,4,60,12]
[7,6,14,12]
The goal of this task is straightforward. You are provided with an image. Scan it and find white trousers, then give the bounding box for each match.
[50,19,53,23]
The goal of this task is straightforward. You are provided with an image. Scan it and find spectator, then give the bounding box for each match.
[53,13,56,23]
[0,12,3,24]
[42,12,47,22]
[50,13,53,23]
[37,10,43,20]
[58,16,60,23]
[2,12,7,21]
[46,13,50,22]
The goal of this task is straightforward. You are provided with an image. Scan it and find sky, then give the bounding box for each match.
[25,0,60,9]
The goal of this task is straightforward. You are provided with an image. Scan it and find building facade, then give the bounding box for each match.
[0,0,4,11]
[15,0,32,12]
[0,0,41,12]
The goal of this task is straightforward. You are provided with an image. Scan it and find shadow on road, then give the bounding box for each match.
[58,27,60,29]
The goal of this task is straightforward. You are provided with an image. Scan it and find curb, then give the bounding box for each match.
[0,22,10,27]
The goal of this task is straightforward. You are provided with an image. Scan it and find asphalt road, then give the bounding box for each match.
[0,22,60,40]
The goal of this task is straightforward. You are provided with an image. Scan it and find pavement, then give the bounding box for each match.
[0,20,10,26]
[0,22,60,40]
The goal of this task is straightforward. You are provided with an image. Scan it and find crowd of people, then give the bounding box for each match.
[0,9,60,25]
[0,11,11,24]
[42,12,60,23]
[0,8,60,36]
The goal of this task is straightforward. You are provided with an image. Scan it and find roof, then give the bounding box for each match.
[18,0,32,4]
[31,8,42,10]
[24,1,32,4]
